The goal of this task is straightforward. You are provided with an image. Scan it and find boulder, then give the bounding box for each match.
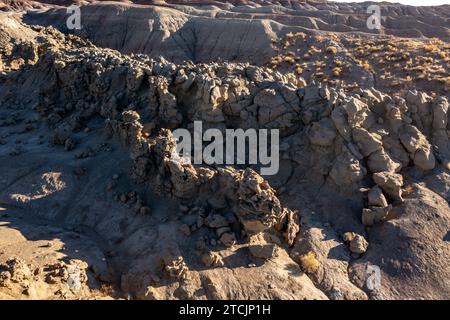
[373,172,404,201]
[367,185,388,207]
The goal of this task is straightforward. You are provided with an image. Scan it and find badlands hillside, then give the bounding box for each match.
[0,0,449,300]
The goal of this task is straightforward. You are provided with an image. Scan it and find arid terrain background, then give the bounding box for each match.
[0,0,449,300]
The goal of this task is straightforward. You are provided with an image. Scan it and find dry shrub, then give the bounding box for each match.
[360,60,371,71]
[298,251,320,273]
[332,67,341,77]
[271,56,282,66]
[295,64,303,74]
[283,56,295,64]
[424,44,439,53]
[326,46,337,54]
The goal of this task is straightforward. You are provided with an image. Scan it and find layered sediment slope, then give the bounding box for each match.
[22,1,450,64]
[20,1,450,98]
[0,1,449,300]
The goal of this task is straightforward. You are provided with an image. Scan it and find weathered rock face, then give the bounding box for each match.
[0,12,450,301]
[0,0,47,11]
[0,257,92,299]
[234,169,282,234]
[292,227,368,300]
[24,1,450,50]
[350,184,450,300]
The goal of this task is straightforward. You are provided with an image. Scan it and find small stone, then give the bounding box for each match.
[64,138,75,151]
[368,186,388,207]
[45,274,58,284]
[179,205,189,213]
[215,226,230,238]
[43,241,53,248]
[219,232,236,247]
[201,252,224,268]
[196,216,204,229]
[33,267,42,276]
[343,232,355,242]
[179,224,191,236]
[248,233,278,260]
[373,172,403,201]
[144,286,163,300]
[206,214,229,228]
[139,206,151,215]
[343,232,369,255]
[122,110,141,123]
[362,205,391,226]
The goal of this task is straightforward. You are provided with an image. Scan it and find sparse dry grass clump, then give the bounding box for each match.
[270,55,282,66]
[326,46,337,54]
[401,52,410,60]
[332,66,341,77]
[314,60,325,68]
[89,283,116,299]
[279,31,308,49]
[283,55,296,64]
[424,43,439,53]
[298,251,320,273]
[296,32,307,39]
[269,32,449,95]
[417,73,426,80]
[360,60,371,71]
[310,46,321,54]
[285,32,294,39]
